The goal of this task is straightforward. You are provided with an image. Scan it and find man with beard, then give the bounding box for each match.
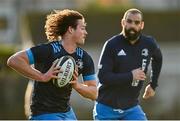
[93,8,162,120]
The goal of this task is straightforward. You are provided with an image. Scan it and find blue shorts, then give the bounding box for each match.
[29,108,77,120]
[93,102,147,120]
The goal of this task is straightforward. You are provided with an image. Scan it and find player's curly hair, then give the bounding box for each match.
[45,9,83,41]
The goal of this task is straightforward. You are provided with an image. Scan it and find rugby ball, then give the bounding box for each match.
[53,55,76,87]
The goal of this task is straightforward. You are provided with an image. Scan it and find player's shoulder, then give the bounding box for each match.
[30,41,51,51]
[141,34,159,49]
[108,34,123,42]
[32,40,59,48]
[141,34,157,43]
[104,34,124,47]
[76,47,91,58]
[49,40,61,46]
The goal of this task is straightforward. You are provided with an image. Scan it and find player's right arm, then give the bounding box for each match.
[98,40,145,86]
[132,68,146,81]
[7,50,60,82]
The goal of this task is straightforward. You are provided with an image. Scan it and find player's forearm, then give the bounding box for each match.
[73,83,97,100]
[150,48,163,90]
[98,71,133,86]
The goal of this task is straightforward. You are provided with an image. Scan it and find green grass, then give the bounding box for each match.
[0,43,20,57]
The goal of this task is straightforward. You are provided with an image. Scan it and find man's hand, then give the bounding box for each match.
[143,84,155,99]
[69,67,79,88]
[41,59,61,82]
[132,68,146,80]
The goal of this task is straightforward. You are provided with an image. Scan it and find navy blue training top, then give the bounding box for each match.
[26,41,96,116]
[97,33,162,109]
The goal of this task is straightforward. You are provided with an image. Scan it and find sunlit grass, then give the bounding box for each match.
[0,43,20,57]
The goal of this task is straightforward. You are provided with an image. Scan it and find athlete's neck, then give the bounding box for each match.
[61,39,77,54]
[129,38,139,45]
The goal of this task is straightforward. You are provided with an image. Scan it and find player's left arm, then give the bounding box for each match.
[71,74,97,101]
[143,42,163,99]
[143,84,155,99]
[71,52,97,100]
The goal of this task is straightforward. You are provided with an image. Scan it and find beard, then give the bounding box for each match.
[124,28,141,41]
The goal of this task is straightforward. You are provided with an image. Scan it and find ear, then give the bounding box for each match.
[121,19,125,27]
[141,21,144,30]
[67,26,74,34]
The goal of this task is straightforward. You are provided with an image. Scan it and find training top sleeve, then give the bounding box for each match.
[82,52,96,81]
[97,40,133,86]
[26,43,52,64]
[149,39,163,90]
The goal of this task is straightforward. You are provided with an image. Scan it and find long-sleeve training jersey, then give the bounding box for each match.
[97,33,162,109]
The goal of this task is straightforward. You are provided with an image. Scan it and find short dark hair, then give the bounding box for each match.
[45,9,84,41]
[123,8,143,21]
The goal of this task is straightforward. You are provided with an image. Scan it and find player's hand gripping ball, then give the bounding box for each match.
[53,56,76,87]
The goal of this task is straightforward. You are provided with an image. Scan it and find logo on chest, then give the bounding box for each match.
[76,59,83,69]
[141,48,148,57]
[117,49,126,56]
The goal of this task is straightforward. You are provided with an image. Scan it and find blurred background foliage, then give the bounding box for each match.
[0,0,180,119]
